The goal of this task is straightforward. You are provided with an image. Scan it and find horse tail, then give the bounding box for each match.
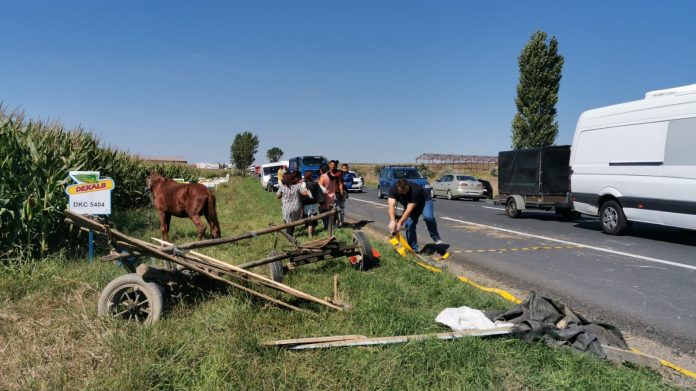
[207,191,221,238]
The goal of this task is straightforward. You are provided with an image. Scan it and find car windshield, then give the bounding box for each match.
[392,169,423,179]
[301,157,326,166]
[456,176,476,181]
[263,166,279,175]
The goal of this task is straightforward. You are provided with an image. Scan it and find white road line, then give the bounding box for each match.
[351,198,387,208]
[482,206,505,211]
[352,198,404,212]
[441,216,696,271]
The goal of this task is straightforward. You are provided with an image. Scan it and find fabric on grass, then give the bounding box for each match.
[436,306,514,331]
[491,291,628,358]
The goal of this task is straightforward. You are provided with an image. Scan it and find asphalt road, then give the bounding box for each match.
[343,189,696,354]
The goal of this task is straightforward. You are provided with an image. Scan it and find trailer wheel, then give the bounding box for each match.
[351,231,376,271]
[98,273,165,325]
[599,200,628,235]
[269,260,285,282]
[505,198,521,218]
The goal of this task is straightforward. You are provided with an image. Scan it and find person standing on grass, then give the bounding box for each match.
[318,164,336,230]
[300,171,324,237]
[327,160,346,227]
[277,171,303,236]
[337,163,354,226]
[387,178,442,252]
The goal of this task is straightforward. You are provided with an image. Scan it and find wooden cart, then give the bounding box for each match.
[64,209,377,324]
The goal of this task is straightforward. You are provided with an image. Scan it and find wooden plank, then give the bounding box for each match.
[182,260,314,315]
[286,327,514,350]
[297,236,337,249]
[601,345,661,369]
[152,238,343,311]
[163,209,339,252]
[263,335,368,347]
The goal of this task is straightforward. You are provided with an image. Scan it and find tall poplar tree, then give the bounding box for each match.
[230,131,259,177]
[511,31,564,149]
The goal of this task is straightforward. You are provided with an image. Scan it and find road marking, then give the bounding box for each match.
[482,206,505,211]
[351,198,387,208]
[441,216,696,271]
[460,245,580,254]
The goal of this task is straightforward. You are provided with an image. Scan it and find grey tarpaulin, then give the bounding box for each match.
[490,291,628,358]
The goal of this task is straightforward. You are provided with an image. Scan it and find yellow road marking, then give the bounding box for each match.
[461,245,581,254]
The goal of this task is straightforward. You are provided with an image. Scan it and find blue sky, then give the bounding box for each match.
[2,1,695,164]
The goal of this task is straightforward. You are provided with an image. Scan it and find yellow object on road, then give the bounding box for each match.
[388,232,415,257]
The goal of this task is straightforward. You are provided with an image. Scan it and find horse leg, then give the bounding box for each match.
[190,214,207,240]
[204,214,221,238]
[159,212,171,241]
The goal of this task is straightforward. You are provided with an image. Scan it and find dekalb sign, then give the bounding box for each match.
[66,171,115,215]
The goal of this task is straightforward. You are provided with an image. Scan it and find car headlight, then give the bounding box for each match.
[424,184,431,189]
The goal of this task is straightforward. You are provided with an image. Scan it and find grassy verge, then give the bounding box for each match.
[0,177,676,390]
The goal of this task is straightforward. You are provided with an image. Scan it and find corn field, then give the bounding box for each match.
[0,108,204,258]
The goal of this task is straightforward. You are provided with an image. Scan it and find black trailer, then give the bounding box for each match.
[496,146,576,218]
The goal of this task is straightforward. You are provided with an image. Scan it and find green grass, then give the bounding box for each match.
[0,177,676,390]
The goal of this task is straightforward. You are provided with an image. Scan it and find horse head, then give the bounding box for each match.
[145,172,165,203]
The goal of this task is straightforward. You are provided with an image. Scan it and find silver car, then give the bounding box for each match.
[347,171,364,192]
[432,174,484,201]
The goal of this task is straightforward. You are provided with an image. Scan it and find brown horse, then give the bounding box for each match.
[146,173,221,241]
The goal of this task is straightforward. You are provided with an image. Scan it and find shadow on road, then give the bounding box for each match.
[571,220,696,246]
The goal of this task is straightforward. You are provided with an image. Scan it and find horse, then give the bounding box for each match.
[146,172,221,241]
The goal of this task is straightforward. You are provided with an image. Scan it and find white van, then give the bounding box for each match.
[570,83,696,235]
[260,161,289,191]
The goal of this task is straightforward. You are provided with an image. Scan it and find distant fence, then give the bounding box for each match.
[415,153,498,176]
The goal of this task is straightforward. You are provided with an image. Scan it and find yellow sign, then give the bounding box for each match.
[66,179,115,195]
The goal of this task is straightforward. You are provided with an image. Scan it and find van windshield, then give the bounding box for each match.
[301,157,327,166]
[262,167,279,175]
[392,169,424,179]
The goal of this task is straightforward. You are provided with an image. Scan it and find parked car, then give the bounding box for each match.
[476,178,493,199]
[346,171,364,192]
[377,166,431,199]
[432,174,484,201]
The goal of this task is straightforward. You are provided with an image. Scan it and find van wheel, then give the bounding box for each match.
[505,198,521,218]
[377,187,384,199]
[599,200,628,235]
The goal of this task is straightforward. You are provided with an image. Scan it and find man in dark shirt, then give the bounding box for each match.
[387,178,441,252]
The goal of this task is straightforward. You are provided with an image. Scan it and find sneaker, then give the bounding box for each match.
[434,239,443,245]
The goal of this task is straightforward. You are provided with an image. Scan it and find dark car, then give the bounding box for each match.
[476,178,493,199]
[377,166,431,199]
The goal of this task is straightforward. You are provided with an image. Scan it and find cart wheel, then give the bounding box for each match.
[351,231,376,271]
[269,260,285,282]
[97,273,165,325]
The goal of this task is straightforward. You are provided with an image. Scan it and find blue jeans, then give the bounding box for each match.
[403,198,440,252]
